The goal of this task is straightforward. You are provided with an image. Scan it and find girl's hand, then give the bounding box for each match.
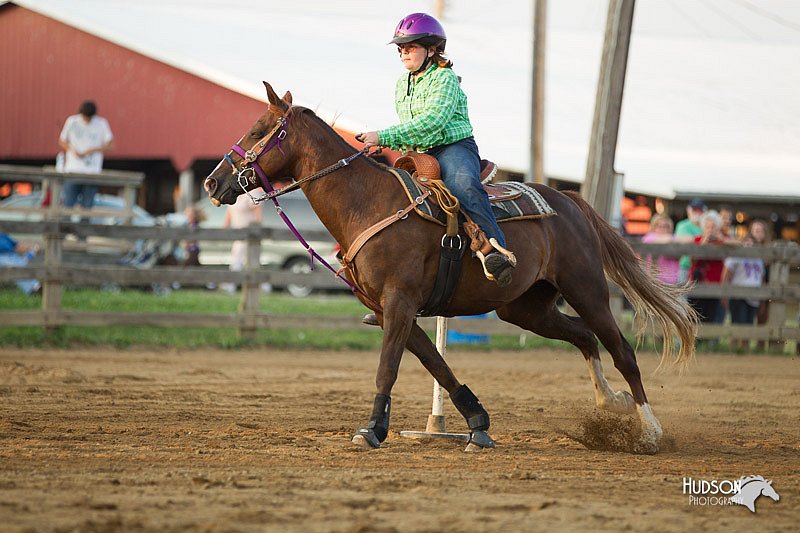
[356,131,380,148]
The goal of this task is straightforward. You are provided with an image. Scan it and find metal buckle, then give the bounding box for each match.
[277,129,287,140]
[245,150,257,162]
[441,234,463,249]
[396,209,409,220]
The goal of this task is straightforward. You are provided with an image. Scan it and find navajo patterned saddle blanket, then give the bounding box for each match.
[387,167,557,227]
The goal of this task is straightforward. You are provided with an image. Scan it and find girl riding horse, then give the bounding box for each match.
[357,12,515,287]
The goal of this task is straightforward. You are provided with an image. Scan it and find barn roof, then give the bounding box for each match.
[4,0,800,199]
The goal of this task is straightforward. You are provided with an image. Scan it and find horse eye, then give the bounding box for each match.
[250,130,266,139]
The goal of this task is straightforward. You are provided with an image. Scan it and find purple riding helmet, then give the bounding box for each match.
[390,12,447,50]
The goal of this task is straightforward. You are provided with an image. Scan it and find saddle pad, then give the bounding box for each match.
[387,168,557,226]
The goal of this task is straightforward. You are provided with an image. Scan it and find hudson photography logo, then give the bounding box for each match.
[682,475,781,513]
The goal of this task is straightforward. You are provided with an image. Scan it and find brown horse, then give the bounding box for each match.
[204,82,697,454]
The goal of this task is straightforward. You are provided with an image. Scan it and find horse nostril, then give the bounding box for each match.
[204,178,217,195]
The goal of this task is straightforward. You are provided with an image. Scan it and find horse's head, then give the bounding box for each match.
[204,81,294,206]
[760,479,780,502]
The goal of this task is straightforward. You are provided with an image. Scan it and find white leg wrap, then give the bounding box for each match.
[636,403,663,454]
[585,358,636,415]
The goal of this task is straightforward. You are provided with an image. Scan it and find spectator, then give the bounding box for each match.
[181,206,205,267]
[641,214,679,284]
[622,195,653,237]
[714,204,736,323]
[719,205,735,240]
[722,233,765,350]
[0,233,40,295]
[688,210,726,329]
[220,189,264,293]
[58,100,114,222]
[749,219,773,350]
[674,198,706,284]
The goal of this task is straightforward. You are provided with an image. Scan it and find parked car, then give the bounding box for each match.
[0,190,155,225]
[190,190,343,297]
[0,191,172,267]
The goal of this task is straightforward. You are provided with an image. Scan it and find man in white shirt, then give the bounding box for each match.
[220,189,264,293]
[58,100,114,213]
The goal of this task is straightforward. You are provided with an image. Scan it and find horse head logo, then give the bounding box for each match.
[730,475,780,513]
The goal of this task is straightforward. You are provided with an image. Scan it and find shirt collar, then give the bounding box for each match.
[414,62,439,81]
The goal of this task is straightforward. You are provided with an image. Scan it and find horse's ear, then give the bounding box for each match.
[282,91,293,105]
[263,81,280,105]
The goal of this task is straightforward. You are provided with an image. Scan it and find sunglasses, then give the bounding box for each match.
[397,44,423,54]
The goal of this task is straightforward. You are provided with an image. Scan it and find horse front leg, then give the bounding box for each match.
[351,298,416,449]
[404,322,496,450]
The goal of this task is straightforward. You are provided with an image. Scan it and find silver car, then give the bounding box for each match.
[191,190,340,297]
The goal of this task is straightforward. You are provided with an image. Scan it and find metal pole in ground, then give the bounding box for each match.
[400,316,470,442]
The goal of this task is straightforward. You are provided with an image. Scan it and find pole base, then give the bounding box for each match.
[399,430,470,442]
[400,415,470,443]
[426,414,446,433]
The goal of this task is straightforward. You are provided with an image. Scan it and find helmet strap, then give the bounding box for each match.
[412,53,434,76]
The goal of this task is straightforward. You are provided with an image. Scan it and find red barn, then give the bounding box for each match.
[0,2,366,213]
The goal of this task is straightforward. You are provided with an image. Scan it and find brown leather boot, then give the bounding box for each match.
[484,252,514,287]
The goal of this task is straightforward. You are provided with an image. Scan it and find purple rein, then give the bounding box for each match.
[225,113,369,301]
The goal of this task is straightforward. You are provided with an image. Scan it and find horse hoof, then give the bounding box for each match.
[464,430,495,452]
[633,440,659,455]
[352,428,380,449]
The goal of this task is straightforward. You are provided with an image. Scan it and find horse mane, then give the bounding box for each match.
[739,475,768,486]
[293,106,391,173]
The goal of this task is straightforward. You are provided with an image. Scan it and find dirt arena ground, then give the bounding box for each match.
[0,346,797,532]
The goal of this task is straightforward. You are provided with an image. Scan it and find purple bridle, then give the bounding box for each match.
[221,105,372,301]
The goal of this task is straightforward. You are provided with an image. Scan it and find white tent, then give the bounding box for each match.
[13,0,800,198]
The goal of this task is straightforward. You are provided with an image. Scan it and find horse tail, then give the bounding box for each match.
[562,191,698,372]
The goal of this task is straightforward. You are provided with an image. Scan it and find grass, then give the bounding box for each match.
[0,287,569,351]
[2,287,791,354]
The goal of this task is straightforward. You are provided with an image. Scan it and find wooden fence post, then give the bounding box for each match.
[766,257,789,353]
[238,223,262,339]
[42,223,63,335]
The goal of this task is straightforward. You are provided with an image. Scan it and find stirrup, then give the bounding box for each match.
[362,313,380,326]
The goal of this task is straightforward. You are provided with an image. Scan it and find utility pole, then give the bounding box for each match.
[582,0,635,223]
[530,0,547,184]
[435,0,445,20]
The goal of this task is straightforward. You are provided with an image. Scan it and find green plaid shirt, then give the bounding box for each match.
[377,64,474,152]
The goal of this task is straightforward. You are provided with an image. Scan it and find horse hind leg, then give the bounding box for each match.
[498,294,635,415]
[585,350,636,415]
[586,316,663,454]
[499,284,661,453]
[560,286,663,454]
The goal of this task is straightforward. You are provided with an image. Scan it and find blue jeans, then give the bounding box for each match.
[426,137,506,248]
[63,181,98,209]
[0,252,40,294]
[729,299,757,325]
